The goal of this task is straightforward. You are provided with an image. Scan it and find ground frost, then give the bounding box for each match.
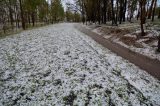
[0,23,159,106]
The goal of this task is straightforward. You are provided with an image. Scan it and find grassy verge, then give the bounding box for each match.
[0,23,52,39]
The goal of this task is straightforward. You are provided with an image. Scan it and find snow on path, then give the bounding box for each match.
[0,23,159,106]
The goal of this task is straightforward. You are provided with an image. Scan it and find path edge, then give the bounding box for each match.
[75,24,160,80]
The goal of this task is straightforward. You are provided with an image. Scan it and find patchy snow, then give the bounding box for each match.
[92,28,111,39]
[113,38,130,48]
[92,28,103,36]
[0,23,160,106]
[104,35,111,39]
[96,27,160,61]
[153,41,158,46]
[124,34,137,38]
[82,24,92,30]
[115,40,160,61]
[114,37,160,61]
[130,45,160,61]
[137,38,150,43]
[123,31,160,61]
[145,30,159,38]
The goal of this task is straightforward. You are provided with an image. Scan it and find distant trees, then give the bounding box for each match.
[0,1,7,33]
[38,0,49,23]
[127,0,137,22]
[0,0,65,33]
[0,0,84,34]
[65,2,81,22]
[65,9,81,22]
[66,7,73,22]
[51,0,64,23]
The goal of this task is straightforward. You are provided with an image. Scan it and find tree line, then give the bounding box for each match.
[73,0,160,36]
[0,0,64,31]
[0,0,81,33]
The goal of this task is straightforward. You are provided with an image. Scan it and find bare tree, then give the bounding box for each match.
[148,0,155,19]
[19,0,25,30]
[151,0,157,21]
[139,0,146,36]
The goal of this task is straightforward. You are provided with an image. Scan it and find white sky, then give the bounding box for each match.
[46,0,74,11]
[62,0,74,11]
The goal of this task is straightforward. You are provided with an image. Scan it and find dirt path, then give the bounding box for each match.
[75,24,160,80]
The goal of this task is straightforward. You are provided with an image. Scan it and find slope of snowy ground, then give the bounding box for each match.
[90,26,160,61]
[0,23,160,106]
[113,33,160,61]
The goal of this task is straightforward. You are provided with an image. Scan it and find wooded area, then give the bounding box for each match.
[72,0,160,25]
[70,0,160,51]
[0,0,81,33]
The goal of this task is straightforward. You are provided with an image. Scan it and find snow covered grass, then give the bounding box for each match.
[0,23,160,106]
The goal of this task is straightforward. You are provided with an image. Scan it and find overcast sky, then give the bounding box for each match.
[46,0,74,11]
[62,0,74,10]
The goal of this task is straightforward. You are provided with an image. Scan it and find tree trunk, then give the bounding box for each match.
[17,14,20,28]
[31,12,35,26]
[116,0,119,24]
[107,7,111,21]
[8,0,14,29]
[151,0,157,21]
[3,22,6,34]
[9,7,13,29]
[148,0,155,19]
[123,0,127,22]
[158,36,160,52]
[19,0,25,30]
[111,0,116,25]
[82,3,85,24]
[97,0,101,25]
[158,8,160,19]
[28,13,31,25]
[82,16,85,24]
[102,0,107,24]
[119,0,123,24]
[140,0,146,36]
[137,10,140,20]
[15,11,18,29]
[146,0,150,16]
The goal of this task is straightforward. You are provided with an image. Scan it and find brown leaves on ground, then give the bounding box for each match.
[96,26,158,48]
[120,36,136,46]
[99,27,131,37]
